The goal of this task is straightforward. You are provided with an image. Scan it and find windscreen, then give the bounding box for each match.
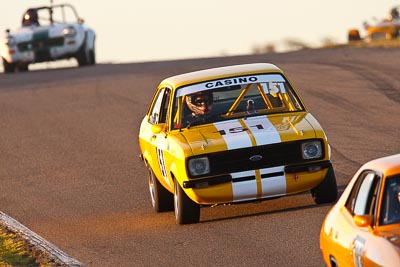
[171,74,304,129]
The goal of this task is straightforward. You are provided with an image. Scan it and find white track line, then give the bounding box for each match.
[0,211,85,267]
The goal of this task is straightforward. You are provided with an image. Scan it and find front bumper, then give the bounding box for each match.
[183,160,332,189]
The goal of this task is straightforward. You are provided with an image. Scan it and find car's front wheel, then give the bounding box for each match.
[174,178,200,224]
[148,166,173,212]
[76,40,95,67]
[311,166,338,204]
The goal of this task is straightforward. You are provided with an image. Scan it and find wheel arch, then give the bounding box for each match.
[85,29,96,50]
[329,255,338,267]
[169,162,179,183]
[169,161,190,194]
[141,150,155,170]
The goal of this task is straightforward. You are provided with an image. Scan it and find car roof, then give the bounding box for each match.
[362,154,400,177]
[28,4,75,10]
[159,63,283,89]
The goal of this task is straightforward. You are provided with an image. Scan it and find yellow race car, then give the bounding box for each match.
[138,63,338,224]
[320,154,400,267]
[348,6,400,42]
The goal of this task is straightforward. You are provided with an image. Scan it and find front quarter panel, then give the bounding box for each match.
[363,232,400,266]
[138,116,193,194]
[138,116,160,178]
[163,132,193,192]
[84,28,95,50]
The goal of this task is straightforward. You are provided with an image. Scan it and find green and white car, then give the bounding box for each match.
[1,3,95,73]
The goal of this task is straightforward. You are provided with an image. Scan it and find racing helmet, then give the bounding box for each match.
[186,91,213,116]
[390,7,400,20]
[22,9,39,26]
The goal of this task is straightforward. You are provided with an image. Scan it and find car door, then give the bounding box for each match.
[333,171,381,267]
[144,87,173,190]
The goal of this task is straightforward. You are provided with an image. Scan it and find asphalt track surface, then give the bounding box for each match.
[1,47,399,266]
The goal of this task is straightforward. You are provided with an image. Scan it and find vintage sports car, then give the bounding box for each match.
[1,3,95,73]
[320,154,400,267]
[138,63,338,224]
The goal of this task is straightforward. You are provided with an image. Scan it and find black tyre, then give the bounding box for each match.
[392,29,399,39]
[18,64,29,72]
[77,46,95,66]
[347,29,361,42]
[76,42,89,66]
[148,166,173,212]
[3,58,16,73]
[77,35,96,67]
[174,178,200,224]
[89,49,96,65]
[311,166,338,204]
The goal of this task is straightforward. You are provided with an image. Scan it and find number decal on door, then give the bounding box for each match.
[156,148,168,181]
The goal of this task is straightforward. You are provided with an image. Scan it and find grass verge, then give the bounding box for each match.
[0,227,38,267]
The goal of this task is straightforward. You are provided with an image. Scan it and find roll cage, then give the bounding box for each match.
[28,4,83,26]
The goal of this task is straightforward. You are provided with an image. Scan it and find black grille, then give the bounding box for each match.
[187,138,325,178]
[17,37,65,52]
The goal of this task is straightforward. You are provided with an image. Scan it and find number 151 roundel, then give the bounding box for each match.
[138,63,338,224]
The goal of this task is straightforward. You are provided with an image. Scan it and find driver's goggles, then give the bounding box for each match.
[193,96,212,106]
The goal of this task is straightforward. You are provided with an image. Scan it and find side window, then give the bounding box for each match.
[160,89,170,123]
[379,174,400,225]
[345,171,380,216]
[148,88,170,125]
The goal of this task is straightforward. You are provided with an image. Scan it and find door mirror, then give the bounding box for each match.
[354,214,373,228]
[151,123,166,134]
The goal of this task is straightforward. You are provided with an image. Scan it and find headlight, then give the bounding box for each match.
[63,26,77,37]
[301,141,322,159]
[188,157,210,176]
[5,36,16,46]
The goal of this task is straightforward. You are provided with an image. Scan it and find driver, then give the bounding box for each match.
[22,9,40,27]
[390,7,399,20]
[183,90,213,126]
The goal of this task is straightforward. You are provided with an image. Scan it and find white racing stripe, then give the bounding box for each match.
[230,166,286,202]
[215,117,284,201]
[260,166,286,197]
[214,116,281,151]
[231,170,257,202]
[214,120,252,150]
[242,116,281,145]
